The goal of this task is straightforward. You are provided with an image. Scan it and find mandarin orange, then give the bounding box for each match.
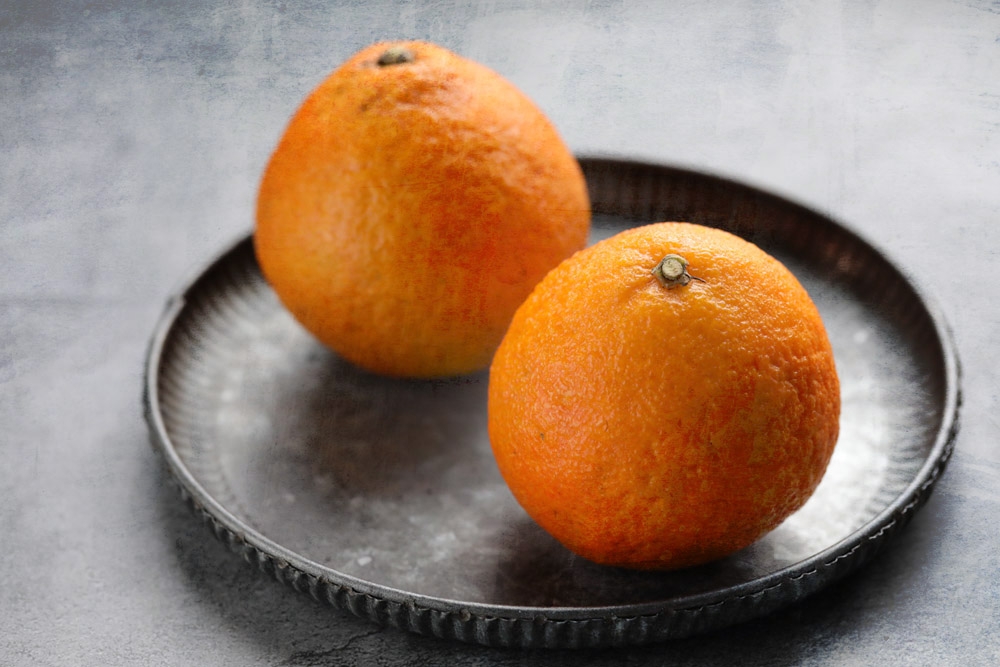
[255,41,590,378]
[487,222,840,570]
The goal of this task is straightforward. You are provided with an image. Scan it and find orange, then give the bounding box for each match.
[487,222,840,570]
[254,40,590,378]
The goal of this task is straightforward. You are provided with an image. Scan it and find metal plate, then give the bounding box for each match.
[143,158,960,648]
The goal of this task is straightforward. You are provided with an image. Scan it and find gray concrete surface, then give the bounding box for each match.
[2,1,998,664]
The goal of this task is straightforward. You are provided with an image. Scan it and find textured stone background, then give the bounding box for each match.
[2,1,998,664]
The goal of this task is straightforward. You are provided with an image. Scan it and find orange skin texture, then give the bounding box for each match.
[255,41,591,378]
[487,223,841,570]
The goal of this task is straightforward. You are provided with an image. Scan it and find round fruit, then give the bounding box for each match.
[487,222,840,570]
[255,40,590,378]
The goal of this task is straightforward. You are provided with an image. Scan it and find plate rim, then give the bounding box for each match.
[142,156,962,645]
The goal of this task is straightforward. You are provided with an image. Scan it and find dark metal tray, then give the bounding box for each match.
[143,157,960,648]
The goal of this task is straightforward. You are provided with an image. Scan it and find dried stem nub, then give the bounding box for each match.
[377,46,415,66]
[652,254,704,289]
